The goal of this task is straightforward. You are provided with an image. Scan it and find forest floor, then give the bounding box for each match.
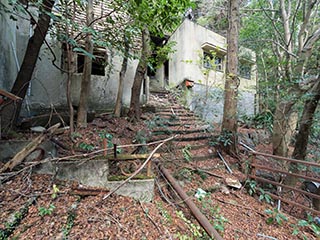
[0,94,319,240]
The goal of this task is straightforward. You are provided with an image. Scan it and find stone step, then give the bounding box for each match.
[156,107,189,112]
[152,127,210,135]
[150,133,214,142]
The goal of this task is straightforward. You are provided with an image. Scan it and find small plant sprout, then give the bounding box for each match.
[265,208,288,225]
[245,179,257,196]
[51,184,60,199]
[38,204,56,217]
[182,144,192,162]
[258,188,272,204]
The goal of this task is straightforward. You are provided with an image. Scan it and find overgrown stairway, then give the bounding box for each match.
[147,91,221,170]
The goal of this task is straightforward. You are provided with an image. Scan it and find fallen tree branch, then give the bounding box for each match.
[102,135,176,200]
[139,201,162,233]
[186,165,223,179]
[217,150,233,174]
[0,123,60,173]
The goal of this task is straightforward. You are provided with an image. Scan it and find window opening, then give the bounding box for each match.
[203,51,224,71]
[239,64,251,79]
[77,50,107,76]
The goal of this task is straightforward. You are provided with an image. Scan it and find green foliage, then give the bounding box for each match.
[175,210,205,239]
[194,0,228,32]
[62,202,78,239]
[245,180,272,204]
[0,202,30,240]
[245,179,257,196]
[78,142,94,152]
[258,188,272,204]
[217,130,232,147]
[265,208,288,226]
[291,214,320,239]
[199,198,228,234]
[240,111,273,133]
[175,168,193,182]
[133,130,149,154]
[38,204,56,217]
[149,41,177,72]
[128,0,194,37]
[194,169,208,180]
[182,145,192,162]
[156,202,172,224]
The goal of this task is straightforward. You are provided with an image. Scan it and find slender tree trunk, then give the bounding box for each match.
[65,0,76,134]
[272,101,297,156]
[221,0,239,154]
[1,0,55,131]
[293,79,320,160]
[114,37,130,117]
[128,27,150,121]
[66,44,75,133]
[76,0,94,128]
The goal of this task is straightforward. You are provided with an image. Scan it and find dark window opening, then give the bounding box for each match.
[77,51,107,76]
[164,60,169,85]
[239,64,251,79]
[203,51,224,71]
[61,44,107,76]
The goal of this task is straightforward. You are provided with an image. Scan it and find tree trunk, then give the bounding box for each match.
[128,27,150,121]
[114,37,130,117]
[283,79,320,185]
[1,0,55,131]
[292,79,320,160]
[272,101,297,157]
[65,0,77,134]
[221,0,239,155]
[66,44,75,133]
[76,0,94,128]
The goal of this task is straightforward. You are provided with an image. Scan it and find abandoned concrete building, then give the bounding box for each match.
[155,19,257,122]
[0,2,257,124]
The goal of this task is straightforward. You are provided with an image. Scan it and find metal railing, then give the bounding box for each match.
[240,142,320,215]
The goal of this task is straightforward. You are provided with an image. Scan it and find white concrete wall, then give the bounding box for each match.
[166,19,228,87]
[0,5,138,116]
[71,54,138,110]
[188,84,257,123]
[0,0,19,90]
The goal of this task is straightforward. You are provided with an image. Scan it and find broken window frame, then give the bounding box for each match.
[202,50,224,72]
[77,49,107,76]
[61,44,108,76]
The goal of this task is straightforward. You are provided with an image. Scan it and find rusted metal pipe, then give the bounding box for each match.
[158,164,223,240]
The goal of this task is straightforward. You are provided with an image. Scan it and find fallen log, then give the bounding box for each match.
[157,164,223,240]
[0,123,60,173]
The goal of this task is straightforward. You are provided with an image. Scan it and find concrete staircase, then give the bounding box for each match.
[148,91,219,166]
